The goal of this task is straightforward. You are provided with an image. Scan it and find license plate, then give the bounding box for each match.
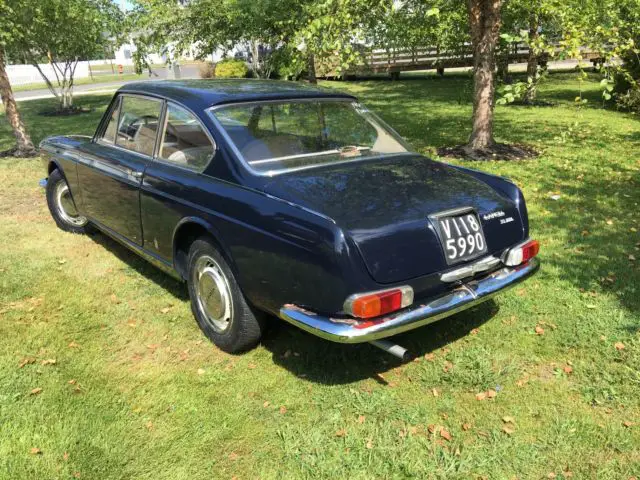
[434,210,488,264]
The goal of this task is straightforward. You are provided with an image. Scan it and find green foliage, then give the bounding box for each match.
[2,0,123,109]
[615,87,640,113]
[214,58,248,78]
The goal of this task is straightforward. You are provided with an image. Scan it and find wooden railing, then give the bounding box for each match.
[317,43,602,78]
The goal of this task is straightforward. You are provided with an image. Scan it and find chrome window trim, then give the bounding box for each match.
[95,93,164,157]
[95,95,122,145]
[155,101,217,174]
[205,97,414,177]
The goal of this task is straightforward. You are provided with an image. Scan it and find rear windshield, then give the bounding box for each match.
[211,100,412,174]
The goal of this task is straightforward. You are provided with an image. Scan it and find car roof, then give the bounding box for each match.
[117,79,356,109]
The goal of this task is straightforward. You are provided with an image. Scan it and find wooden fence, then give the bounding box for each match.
[317,43,603,79]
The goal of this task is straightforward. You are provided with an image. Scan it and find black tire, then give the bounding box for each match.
[46,169,92,234]
[187,236,264,353]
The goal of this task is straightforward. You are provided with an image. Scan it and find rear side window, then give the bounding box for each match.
[158,103,214,171]
[101,96,121,144]
[115,96,162,157]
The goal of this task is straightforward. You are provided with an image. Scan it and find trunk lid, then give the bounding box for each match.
[261,155,525,283]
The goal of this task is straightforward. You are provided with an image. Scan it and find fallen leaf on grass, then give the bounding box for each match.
[68,341,79,349]
[18,357,35,368]
[279,406,287,415]
[68,379,76,385]
[470,328,479,335]
[41,359,56,366]
[535,325,545,335]
[462,423,472,431]
[357,415,366,424]
[197,368,205,375]
[443,361,453,373]
[263,401,270,408]
[30,387,42,396]
[614,342,625,350]
[63,452,69,461]
[30,447,42,455]
[432,388,440,397]
[502,416,515,424]
[486,389,497,399]
[335,428,347,437]
[424,353,435,361]
[475,392,487,401]
[623,420,634,428]
[502,424,516,435]
[160,306,171,314]
[366,439,373,449]
[439,429,452,441]
[563,365,573,374]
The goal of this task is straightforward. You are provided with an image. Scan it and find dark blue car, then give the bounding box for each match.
[40,79,539,359]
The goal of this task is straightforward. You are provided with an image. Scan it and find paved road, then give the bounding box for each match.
[13,64,200,102]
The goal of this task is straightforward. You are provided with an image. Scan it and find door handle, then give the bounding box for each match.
[129,170,143,180]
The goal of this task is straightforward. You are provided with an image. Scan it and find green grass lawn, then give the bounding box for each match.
[0,73,638,479]
[12,73,146,93]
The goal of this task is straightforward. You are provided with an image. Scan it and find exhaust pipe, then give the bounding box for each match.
[369,339,411,362]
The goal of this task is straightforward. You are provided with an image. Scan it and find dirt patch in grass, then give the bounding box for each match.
[437,142,540,161]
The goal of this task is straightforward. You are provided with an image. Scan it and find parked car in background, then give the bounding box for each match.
[40,79,539,358]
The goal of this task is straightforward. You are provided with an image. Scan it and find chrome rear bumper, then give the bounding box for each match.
[279,258,539,343]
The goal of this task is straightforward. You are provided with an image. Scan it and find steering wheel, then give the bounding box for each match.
[130,114,157,129]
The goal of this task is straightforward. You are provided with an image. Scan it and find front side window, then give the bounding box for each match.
[212,100,412,174]
[115,96,162,156]
[158,104,214,171]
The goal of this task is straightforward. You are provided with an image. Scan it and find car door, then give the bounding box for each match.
[140,102,216,261]
[77,94,164,245]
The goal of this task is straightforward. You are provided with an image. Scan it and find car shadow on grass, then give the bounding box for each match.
[261,300,498,385]
[86,225,502,383]
[90,231,188,301]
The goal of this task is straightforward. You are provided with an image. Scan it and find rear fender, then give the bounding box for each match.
[450,165,529,238]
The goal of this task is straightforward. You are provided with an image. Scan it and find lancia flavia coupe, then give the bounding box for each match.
[40,79,539,359]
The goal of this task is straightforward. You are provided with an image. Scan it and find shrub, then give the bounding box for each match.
[215,59,248,78]
[198,62,216,79]
[616,87,640,114]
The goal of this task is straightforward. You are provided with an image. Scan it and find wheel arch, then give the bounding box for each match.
[172,217,236,280]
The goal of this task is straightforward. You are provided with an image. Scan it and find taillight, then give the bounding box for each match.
[503,239,540,266]
[344,286,414,319]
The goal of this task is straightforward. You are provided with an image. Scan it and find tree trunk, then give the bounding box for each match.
[524,14,540,103]
[307,53,317,84]
[0,47,35,156]
[466,0,502,150]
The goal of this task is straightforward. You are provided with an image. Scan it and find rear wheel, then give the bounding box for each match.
[46,169,91,234]
[187,237,264,353]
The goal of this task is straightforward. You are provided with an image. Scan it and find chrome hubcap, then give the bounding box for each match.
[194,255,233,332]
[55,182,87,227]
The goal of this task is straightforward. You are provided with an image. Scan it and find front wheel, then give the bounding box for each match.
[187,237,264,353]
[46,169,91,234]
